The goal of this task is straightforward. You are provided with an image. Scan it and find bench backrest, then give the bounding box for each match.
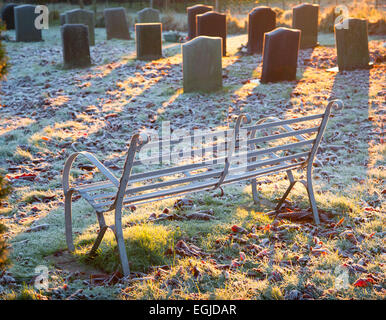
[83,101,336,211]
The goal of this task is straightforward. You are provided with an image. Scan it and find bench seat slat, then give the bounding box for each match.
[130,138,315,180]
[73,180,115,192]
[90,151,310,203]
[71,139,314,197]
[93,160,305,210]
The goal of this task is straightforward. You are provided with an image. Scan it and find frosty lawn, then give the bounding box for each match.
[0,26,384,300]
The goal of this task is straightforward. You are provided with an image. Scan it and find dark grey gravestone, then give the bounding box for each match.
[247,6,276,54]
[261,27,301,83]
[104,7,130,40]
[183,36,222,93]
[292,3,319,49]
[137,7,160,23]
[186,4,213,40]
[1,3,17,30]
[335,18,370,71]
[135,23,162,60]
[65,9,95,46]
[61,24,91,69]
[197,11,227,56]
[14,5,42,42]
[60,13,66,25]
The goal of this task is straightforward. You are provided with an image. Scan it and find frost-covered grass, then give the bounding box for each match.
[0,27,384,300]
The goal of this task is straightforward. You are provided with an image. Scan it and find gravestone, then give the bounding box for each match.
[137,7,160,23]
[292,3,319,49]
[65,9,95,46]
[60,13,66,25]
[61,24,91,69]
[1,3,17,30]
[335,18,370,71]
[261,27,300,83]
[104,7,130,40]
[197,11,227,56]
[183,36,222,93]
[14,5,42,42]
[247,6,276,54]
[135,23,162,60]
[186,4,213,40]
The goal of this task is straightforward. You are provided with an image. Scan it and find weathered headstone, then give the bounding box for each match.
[135,23,162,60]
[61,24,91,69]
[186,4,213,40]
[65,9,95,46]
[1,3,17,30]
[261,27,301,83]
[137,7,160,23]
[196,11,227,56]
[104,7,130,40]
[335,18,370,71]
[247,6,276,54]
[14,5,42,42]
[183,36,222,93]
[292,3,319,49]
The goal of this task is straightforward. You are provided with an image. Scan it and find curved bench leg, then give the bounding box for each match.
[274,170,296,212]
[273,176,321,225]
[89,225,108,257]
[274,180,297,212]
[64,190,75,252]
[251,179,259,204]
[305,177,320,225]
[114,207,130,277]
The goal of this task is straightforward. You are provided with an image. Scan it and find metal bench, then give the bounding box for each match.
[63,100,342,276]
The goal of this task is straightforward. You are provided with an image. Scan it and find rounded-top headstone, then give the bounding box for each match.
[247,6,276,54]
[61,24,91,69]
[196,11,227,56]
[135,23,162,61]
[182,36,223,93]
[137,7,160,23]
[261,27,301,83]
[186,4,213,40]
[1,3,17,30]
[335,18,370,71]
[292,3,319,49]
[65,9,95,46]
[14,4,42,42]
[104,7,130,40]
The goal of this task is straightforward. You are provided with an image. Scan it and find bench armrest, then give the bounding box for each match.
[62,151,120,194]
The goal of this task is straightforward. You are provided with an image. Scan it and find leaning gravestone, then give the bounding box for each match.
[261,27,300,83]
[135,23,162,60]
[247,6,276,54]
[197,11,227,56]
[61,24,91,69]
[14,4,42,42]
[183,36,222,93]
[186,4,213,40]
[1,3,17,30]
[335,18,370,71]
[65,9,95,46]
[137,7,160,23]
[104,7,130,40]
[292,3,319,49]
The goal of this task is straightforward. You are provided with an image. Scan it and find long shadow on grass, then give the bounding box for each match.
[327,67,370,185]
